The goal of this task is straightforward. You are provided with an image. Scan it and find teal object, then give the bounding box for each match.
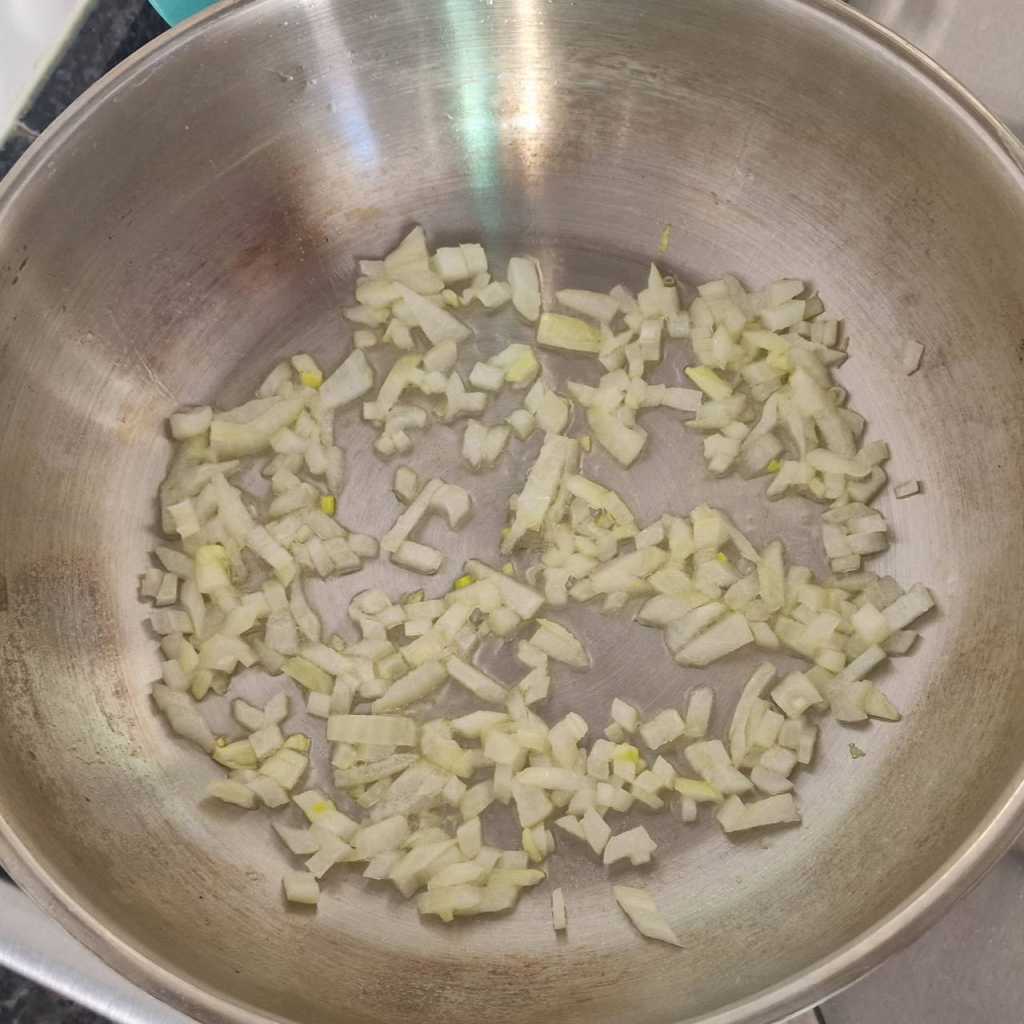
[149,0,216,25]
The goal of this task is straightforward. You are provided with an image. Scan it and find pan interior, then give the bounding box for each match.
[1,2,1023,1023]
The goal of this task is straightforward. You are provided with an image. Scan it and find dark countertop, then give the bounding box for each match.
[0,975,118,1024]
[0,0,167,178]
[0,7,167,1022]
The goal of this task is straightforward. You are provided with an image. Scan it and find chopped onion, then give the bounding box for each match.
[529,619,589,669]
[603,826,656,866]
[638,710,686,750]
[283,871,320,905]
[674,612,754,667]
[537,313,602,354]
[613,885,681,946]
[685,740,751,796]
[551,887,567,931]
[556,289,619,322]
[716,793,800,833]
[146,232,937,937]
[901,339,924,374]
[507,256,542,322]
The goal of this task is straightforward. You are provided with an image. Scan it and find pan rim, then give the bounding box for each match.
[0,1,1022,1022]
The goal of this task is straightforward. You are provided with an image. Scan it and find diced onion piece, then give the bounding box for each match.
[152,684,215,751]
[479,281,513,309]
[716,793,800,833]
[556,289,619,322]
[587,407,648,466]
[371,660,448,712]
[456,817,483,859]
[603,826,656,866]
[551,887,567,931]
[446,656,507,704]
[685,740,752,795]
[611,698,639,734]
[508,256,542,322]
[613,885,681,946]
[423,340,458,373]
[684,366,732,401]
[529,619,589,669]
[259,748,309,791]
[431,246,471,283]
[273,822,319,855]
[283,656,333,693]
[883,584,935,631]
[638,264,679,318]
[354,815,410,860]
[502,434,579,552]
[283,871,320,905]
[327,714,418,747]
[728,663,776,765]
[684,687,714,738]
[507,408,536,440]
[391,540,444,575]
[638,709,686,750]
[902,339,924,374]
[771,672,825,718]
[469,361,506,392]
[210,396,305,457]
[382,477,444,553]
[865,685,901,721]
[674,612,754,667]
[537,313,602,354]
[206,779,256,808]
[511,781,554,828]
[310,351,371,413]
[750,765,793,795]
[393,465,421,504]
[391,839,458,898]
[674,777,722,803]
[581,807,611,854]
[393,283,471,345]
[170,406,212,440]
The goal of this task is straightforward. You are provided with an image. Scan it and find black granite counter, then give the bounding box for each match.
[0,977,118,1024]
[0,0,166,177]
[1,6,167,1020]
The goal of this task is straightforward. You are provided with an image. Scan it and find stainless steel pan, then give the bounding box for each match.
[1,1,1023,1022]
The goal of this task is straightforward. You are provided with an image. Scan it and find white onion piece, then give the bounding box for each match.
[391,540,443,575]
[502,434,579,552]
[556,289,619,322]
[446,656,507,704]
[716,793,801,833]
[728,663,776,764]
[603,827,656,866]
[685,740,751,796]
[537,313,602,354]
[170,406,212,440]
[283,871,320,905]
[507,256,542,322]
[902,339,924,374]
[398,284,472,345]
[638,710,686,750]
[674,612,753,667]
[372,660,447,712]
[551,887,568,931]
[327,715,418,747]
[529,619,589,669]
